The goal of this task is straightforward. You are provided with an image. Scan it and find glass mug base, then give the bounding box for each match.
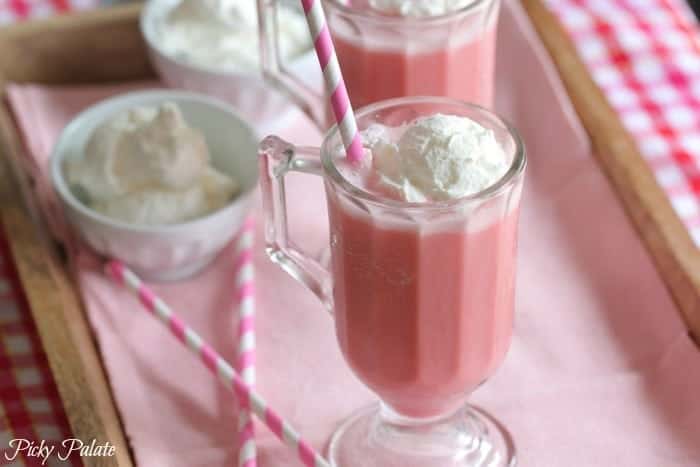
[329,404,517,467]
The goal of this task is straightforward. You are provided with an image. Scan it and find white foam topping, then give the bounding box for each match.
[366,114,508,202]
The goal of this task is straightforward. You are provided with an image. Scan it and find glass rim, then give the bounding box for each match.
[324,0,492,25]
[320,96,527,211]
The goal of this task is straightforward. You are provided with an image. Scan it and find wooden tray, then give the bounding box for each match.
[0,2,698,466]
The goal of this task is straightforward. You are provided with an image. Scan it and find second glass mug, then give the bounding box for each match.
[256,0,501,128]
[259,97,526,466]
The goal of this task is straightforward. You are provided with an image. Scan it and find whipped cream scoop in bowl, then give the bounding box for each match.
[51,90,258,281]
[140,0,316,131]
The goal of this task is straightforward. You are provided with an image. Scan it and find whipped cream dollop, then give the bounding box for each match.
[65,103,239,226]
[368,0,473,17]
[364,114,508,202]
[154,0,311,71]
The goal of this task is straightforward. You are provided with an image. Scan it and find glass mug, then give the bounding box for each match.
[257,0,501,129]
[259,97,526,466]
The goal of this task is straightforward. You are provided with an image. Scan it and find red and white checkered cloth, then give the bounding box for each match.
[0,228,83,467]
[0,0,94,25]
[546,0,700,245]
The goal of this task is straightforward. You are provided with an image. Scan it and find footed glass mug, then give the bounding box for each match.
[257,0,501,128]
[259,97,526,467]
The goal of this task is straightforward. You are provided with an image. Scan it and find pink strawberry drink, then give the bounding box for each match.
[329,112,522,417]
[260,98,526,466]
[327,0,500,108]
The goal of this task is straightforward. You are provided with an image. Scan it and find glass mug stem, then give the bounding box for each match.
[259,136,333,311]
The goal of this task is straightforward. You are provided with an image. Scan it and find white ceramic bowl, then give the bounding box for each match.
[139,0,318,133]
[50,90,259,281]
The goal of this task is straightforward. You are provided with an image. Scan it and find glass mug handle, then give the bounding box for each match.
[256,0,327,129]
[258,136,333,311]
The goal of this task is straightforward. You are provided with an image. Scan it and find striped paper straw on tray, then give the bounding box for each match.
[105,261,331,467]
[234,218,257,467]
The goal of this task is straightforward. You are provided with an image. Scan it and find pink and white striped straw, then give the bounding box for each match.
[234,219,257,467]
[301,0,364,163]
[105,261,331,467]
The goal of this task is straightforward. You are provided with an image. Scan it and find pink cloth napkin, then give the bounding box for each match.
[7,1,700,466]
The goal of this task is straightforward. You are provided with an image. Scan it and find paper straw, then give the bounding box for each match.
[234,218,257,467]
[301,0,364,163]
[105,261,331,467]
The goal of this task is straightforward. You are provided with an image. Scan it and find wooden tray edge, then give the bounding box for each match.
[522,0,700,341]
[0,4,151,85]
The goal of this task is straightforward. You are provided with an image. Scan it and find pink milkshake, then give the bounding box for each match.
[326,0,500,108]
[260,98,526,466]
[328,114,521,418]
[329,197,519,418]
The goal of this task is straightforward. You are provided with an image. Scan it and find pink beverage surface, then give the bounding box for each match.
[328,191,520,419]
[332,26,496,109]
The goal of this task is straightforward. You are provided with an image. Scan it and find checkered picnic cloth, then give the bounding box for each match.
[0,228,83,467]
[545,0,700,245]
[0,0,94,25]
